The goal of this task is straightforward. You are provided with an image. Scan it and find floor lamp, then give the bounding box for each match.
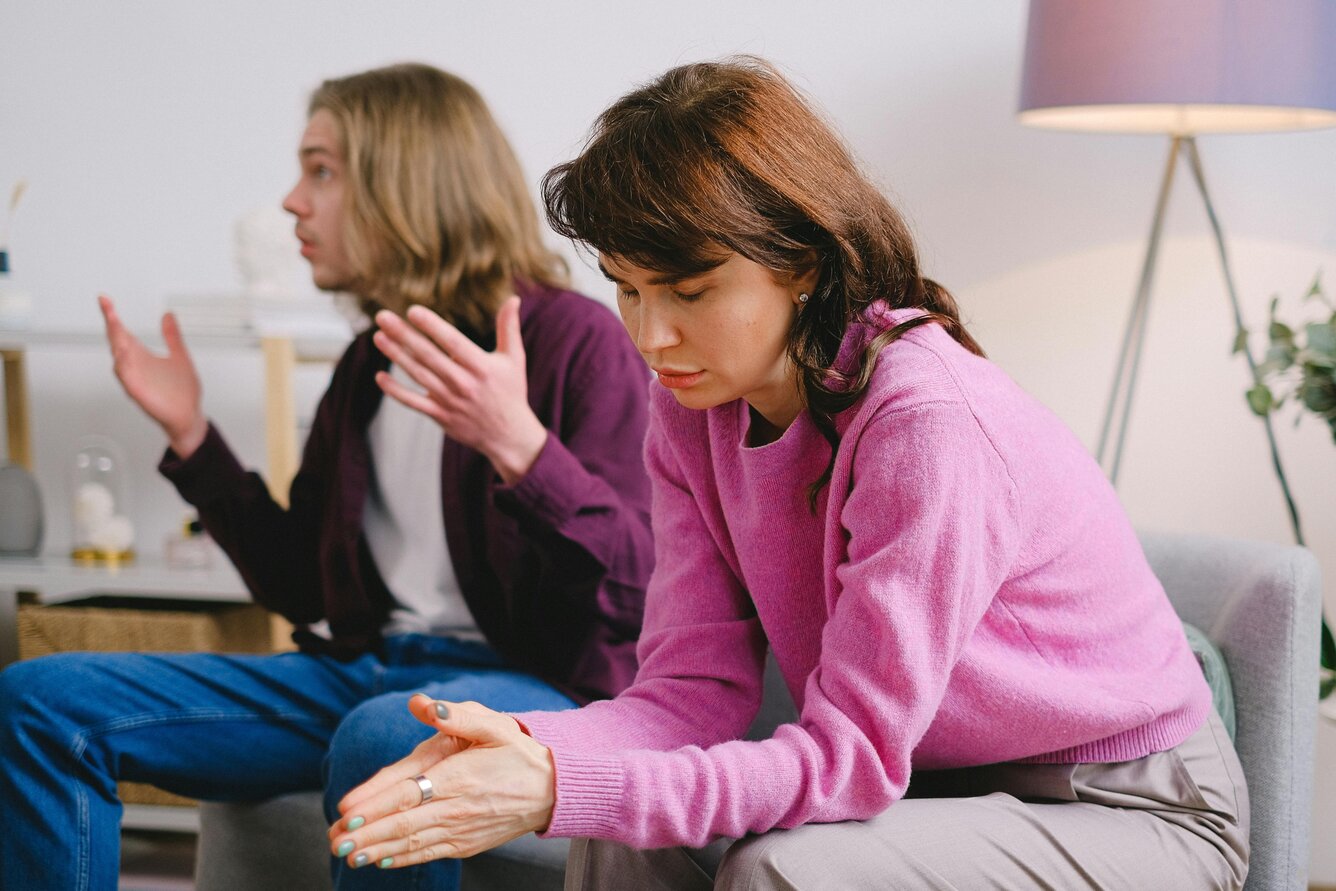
[1018,0,1336,675]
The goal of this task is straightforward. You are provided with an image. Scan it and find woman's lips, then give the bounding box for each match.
[655,370,704,389]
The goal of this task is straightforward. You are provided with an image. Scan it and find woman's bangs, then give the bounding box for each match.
[544,134,735,278]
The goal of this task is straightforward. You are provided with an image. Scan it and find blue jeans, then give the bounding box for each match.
[0,635,577,891]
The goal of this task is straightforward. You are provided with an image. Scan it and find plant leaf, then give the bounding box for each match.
[1307,322,1336,358]
[1231,328,1249,355]
[1262,343,1295,373]
[1301,378,1336,413]
[1305,274,1323,300]
[1300,351,1336,371]
[1246,383,1274,416]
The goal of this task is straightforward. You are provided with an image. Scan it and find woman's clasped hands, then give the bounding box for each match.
[327,694,558,871]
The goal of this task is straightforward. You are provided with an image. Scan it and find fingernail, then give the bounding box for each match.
[347,816,365,830]
[337,840,355,857]
[380,857,395,868]
[354,853,369,867]
[435,702,449,720]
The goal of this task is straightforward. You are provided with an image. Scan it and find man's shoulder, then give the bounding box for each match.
[519,281,629,358]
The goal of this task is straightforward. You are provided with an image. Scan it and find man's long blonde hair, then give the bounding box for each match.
[310,63,567,338]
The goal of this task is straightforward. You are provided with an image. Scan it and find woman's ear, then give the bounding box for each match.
[792,258,821,299]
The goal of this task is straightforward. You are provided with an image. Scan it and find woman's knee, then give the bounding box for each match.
[715,826,891,891]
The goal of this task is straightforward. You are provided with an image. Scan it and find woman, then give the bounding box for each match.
[0,64,651,891]
[327,58,1248,889]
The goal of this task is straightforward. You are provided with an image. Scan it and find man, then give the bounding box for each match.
[0,63,652,891]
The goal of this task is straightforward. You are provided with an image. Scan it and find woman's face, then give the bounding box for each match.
[600,252,817,429]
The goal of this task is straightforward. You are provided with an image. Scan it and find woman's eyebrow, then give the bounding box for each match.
[598,261,704,289]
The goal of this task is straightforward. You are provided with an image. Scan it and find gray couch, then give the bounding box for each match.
[194,530,1322,890]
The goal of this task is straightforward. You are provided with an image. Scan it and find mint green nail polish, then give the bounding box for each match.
[379,857,395,868]
[354,853,369,867]
[337,840,355,857]
[347,816,365,830]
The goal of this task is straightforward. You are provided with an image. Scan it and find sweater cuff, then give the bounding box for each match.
[493,431,587,530]
[537,750,627,840]
[157,422,248,504]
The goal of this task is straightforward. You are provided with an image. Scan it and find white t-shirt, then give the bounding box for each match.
[362,364,481,639]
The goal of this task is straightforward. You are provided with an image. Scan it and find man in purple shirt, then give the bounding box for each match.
[0,64,651,891]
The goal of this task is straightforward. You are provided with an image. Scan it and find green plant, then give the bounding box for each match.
[1240,274,1336,700]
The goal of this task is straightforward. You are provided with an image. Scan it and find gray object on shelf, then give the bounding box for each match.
[0,461,43,555]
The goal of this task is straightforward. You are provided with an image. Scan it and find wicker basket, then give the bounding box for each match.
[17,596,273,658]
[18,595,274,807]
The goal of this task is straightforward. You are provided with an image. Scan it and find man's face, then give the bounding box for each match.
[282,109,355,291]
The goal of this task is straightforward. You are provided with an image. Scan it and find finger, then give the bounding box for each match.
[336,765,443,848]
[375,371,451,428]
[334,696,460,821]
[338,805,528,870]
[98,295,130,352]
[334,809,474,870]
[160,312,190,360]
[380,309,481,378]
[494,296,524,360]
[334,701,520,832]
[373,315,475,391]
[402,305,487,372]
[97,293,139,360]
[412,698,523,749]
[371,331,472,406]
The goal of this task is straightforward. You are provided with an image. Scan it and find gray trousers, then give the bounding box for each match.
[565,711,1248,890]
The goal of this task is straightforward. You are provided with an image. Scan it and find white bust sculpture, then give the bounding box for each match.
[233,205,310,303]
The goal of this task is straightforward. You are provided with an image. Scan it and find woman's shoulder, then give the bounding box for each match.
[848,306,977,417]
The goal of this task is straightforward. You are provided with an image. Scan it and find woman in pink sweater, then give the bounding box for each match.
[325,58,1249,889]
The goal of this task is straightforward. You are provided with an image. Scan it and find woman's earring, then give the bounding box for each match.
[798,293,810,305]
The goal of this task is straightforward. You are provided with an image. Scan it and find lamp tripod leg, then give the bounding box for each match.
[1097,136,1182,485]
[1180,138,1307,546]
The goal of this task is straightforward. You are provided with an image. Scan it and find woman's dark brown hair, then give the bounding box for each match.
[543,56,982,506]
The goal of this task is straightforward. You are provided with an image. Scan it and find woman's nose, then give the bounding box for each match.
[634,300,680,355]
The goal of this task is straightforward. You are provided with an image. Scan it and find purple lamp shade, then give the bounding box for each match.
[1019,0,1336,134]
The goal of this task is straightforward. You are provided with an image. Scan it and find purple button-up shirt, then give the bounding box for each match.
[161,282,653,702]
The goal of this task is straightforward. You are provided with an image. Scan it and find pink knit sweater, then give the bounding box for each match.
[517,306,1210,849]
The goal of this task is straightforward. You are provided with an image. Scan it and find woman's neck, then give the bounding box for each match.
[746,404,791,447]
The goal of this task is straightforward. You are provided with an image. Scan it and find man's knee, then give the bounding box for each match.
[0,654,97,730]
[322,693,431,811]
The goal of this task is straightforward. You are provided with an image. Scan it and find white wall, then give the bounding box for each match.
[4,1,1335,879]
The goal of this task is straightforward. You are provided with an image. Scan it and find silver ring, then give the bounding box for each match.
[412,774,434,804]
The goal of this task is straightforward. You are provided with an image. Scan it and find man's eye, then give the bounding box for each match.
[672,289,704,303]
[617,288,639,302]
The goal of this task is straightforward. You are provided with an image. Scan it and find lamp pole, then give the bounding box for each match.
[1097,136,1305,549]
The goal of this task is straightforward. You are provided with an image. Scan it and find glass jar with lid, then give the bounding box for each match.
[70,435,135,564]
